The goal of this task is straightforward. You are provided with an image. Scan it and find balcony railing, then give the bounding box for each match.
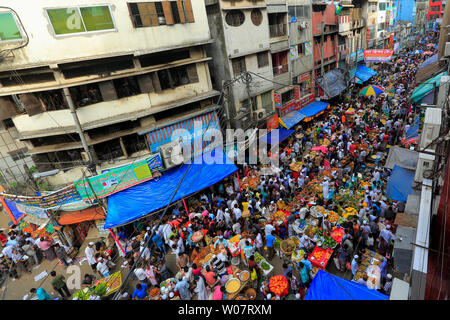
[273,64,289,76]
[269,24,287,38]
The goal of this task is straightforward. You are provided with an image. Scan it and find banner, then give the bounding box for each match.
[289,45,298,59]
[364,49,394,63]
[274,92,282,108]
[305,41,312,56]
[266,115,279,132]
[74,157,157,201]
[0,184,83,209]
[348,50,364,63]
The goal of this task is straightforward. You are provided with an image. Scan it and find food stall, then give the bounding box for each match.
[354,249,384,282]
[74,271,122,300]
[308,247,333,270]
[254,252,274,277]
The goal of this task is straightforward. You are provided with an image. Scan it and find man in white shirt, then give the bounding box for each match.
[96,257,110,277]
[134,266,147,284]
[140,244,151,261]
[224,209,232,228]
[233,204,242,221]
[379,225,395,244]
[85,242,97,272]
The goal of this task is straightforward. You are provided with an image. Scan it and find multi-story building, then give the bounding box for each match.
[0,0,219,186]
[366,0,379,49]
[428,0,444,19]
[205,0,274,132]
[376,0,390,48]
[415,0,430,35]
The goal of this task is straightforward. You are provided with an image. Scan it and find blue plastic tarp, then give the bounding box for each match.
[355,65,377,82]
[304,270,389,300]
[299,101,330,118]
[105,148,238,229]
[4,199,26,223]
[316,69,347,98]
[259,128,295,145]
[280,111,305,129]
[385,165,415,202]
[419,54,438,69]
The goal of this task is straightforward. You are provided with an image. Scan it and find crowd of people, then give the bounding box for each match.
[0,33,439,300]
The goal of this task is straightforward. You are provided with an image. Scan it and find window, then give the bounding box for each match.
[378,23,385,31]
[251,9,262,26]
[232,57,246,76]
[170,1,181,23]
[156,64,198,90]
[379,2,387,11]
[9,148,28,162]
[225,10,245,27]
[113,77,141,99]
[281,90,293,103]
[298,43,306,55]
[46,6,115,35]
[257,52,269,68]
[241,96,258,111]
[0,12,23,41]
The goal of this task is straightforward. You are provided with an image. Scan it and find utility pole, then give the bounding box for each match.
[320,11,330,99]
[62,87,96,175]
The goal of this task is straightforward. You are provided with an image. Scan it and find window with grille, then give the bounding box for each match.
[127,1,195,28]
[232,57,246,76]
[225,10,245,27]
[9,148,28,161]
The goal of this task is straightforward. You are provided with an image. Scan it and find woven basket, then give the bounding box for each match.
[280,239,296,255]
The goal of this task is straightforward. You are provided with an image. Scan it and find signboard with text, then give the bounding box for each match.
[274,92,282,108]
[266,115,279,132]
[364,49,394,63]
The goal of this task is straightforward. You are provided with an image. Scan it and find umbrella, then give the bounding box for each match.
[426,43,435,47]
[345,107,356,115]
[412,50,423,55]
[359,85,384,96]
[423,51,433,55]
[311,146,328,153]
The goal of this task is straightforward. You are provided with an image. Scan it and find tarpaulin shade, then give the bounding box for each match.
[105,148,238,229]
[299,101,330,118]
[419,54,438,69]
[1,198,26,224]
[355,65,377,83]
[304,270,389,300]
[385,165,415,202]
[384,146,419,171]
[259,128,295,145]
[411,71,448,103]
[280,111,305,129]
[58,207,105,225]
[316,69,347,99]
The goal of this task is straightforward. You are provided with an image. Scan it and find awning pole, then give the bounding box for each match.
[236,171,241,191]
[109,228,126,256]
[182,198,189,215]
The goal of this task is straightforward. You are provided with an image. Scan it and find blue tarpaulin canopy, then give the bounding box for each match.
[385,165,415,202]
[280,111,305,129]
[411,71,448,103]
[299,101,330,118]
[419,54,438,69]
[3,198,26,223]
[355,65,377,83]
[259,128,295,145]
[105,148,238,229]
[304,270,389,300]
[316,69,347,99]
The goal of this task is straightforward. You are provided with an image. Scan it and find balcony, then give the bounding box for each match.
[273,64,289,76]
[339,15,351,34]
[269,24,287,38]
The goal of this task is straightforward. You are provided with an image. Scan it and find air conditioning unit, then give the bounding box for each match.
[254,109,266,121]
[414,150,435,183]
[81,152,90,162]
[419,108,442,149]
[160,141,184,169]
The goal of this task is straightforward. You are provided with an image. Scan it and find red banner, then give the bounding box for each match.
[364,49,394,63]
[266,115,279,132]
[298,73,310,83]
[274,92,281,108]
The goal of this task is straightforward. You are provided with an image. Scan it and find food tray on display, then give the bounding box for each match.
[329,228,345,244]
[225,278,241,294]
[308,246,333,270]
[254,252,274,276]
[309,206,324,218]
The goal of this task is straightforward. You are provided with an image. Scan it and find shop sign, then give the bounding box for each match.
[305,41,312,56]
[274,92,282,108]
[266,114,279,132]
[364,49,394,63]
[297,73,310,83]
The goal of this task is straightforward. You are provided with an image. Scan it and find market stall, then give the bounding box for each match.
[74,271,122,300]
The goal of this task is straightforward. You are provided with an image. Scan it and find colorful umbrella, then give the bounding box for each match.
[423,51,433,55]
[345,107,356,115]
[412,50,423,55]
[359,85,384,96]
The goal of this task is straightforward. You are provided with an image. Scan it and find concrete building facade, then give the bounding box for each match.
[0,0,219,186]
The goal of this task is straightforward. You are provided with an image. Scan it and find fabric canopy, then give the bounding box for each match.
[419,54,438,69]
[280,110,305,129]
[299,101,330,118]
[385,165,415,202]
[105,148,238,229]
[316,69,347,99]
[1,198,26,224]
[304,270,389,300]
[411,71,448,103]
[355,65,377,83]
[58,207,105,225]
[384,146,419,171]
[259,128,295,145]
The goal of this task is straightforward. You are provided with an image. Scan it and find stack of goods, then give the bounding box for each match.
[192,246,211,267]
[329,228,345,244]
[354,249,384,281]
[316,228,338,249]
[269,275,289,297]
[241,176,260,191]
[308,247,333,270]
[304,225,318,239]
[254,252,274,276]
[289,162,302,172]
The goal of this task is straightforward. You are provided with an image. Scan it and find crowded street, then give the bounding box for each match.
[0,30,440,300]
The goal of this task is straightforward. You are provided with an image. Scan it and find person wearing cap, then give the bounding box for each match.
[85,242,97,273]
[174,274,192,300]
[96,257,110,277]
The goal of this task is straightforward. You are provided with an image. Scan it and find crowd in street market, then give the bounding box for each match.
[0,32,439,300]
